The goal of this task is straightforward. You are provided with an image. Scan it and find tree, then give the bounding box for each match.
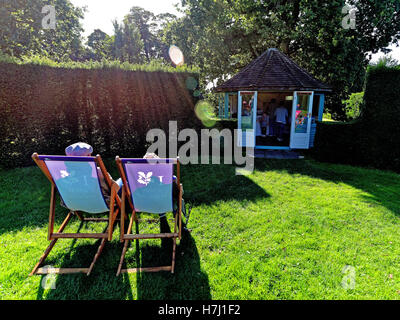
[125,6,173,62]
[164,0,400,119]
[87,29,112,61]
[126,6,155,62]
[109,7,176,64]
[154,13,178,61]
[0,0,85,61]
[112,19,144,64]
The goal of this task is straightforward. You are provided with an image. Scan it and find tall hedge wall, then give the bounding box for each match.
[314,65,400,172]
[0,62,201,168]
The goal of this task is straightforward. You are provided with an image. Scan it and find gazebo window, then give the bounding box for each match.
[240,92,256,131]
[218,92,238,119]
[295,92,312,133]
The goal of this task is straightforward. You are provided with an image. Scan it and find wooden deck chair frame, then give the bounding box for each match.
[30,153,121,276]
[115,156,182,275]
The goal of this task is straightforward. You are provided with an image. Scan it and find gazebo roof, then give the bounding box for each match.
[216,48,332,93]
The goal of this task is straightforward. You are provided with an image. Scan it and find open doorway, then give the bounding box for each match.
[255,92,293,147]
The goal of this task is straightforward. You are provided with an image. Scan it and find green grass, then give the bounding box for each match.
[1,158,400,299]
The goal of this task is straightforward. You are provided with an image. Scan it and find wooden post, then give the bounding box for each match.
[317,94,325,122]
[120,187,126,242]
[224,92,229,118]
[48,184,56,240]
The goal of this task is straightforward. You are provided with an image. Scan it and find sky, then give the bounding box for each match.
[70,0,181,37]
[70,0,400,63]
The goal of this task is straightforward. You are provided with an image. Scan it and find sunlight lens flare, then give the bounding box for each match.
[169,45,184,66]
[195,100,216,127]
[185,76,198,90]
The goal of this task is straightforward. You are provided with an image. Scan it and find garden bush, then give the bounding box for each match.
[0,61,201,168]
[314,65,400,172]
[313,120,363,165]
[343,92,363,120]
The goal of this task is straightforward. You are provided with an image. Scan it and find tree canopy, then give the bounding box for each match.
[163,0,400,119]
[0,0,84,61]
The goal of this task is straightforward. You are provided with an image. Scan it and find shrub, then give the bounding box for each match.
[313,120,363,165]
[0,61,201,168]
[343,92,363,120]
[314,65,400,172]
[360,65,400,171]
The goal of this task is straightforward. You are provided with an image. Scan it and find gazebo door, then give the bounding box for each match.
[237,91,257,147]
[290,91,314,149]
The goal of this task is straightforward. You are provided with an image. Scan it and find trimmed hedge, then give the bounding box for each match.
[314,65,400,172]
[313,120,363,165]
[0,62,201,168]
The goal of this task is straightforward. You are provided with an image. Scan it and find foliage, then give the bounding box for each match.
[84,7,177,65]
[0,0,85,61]
[0,2,178,66]
[164,0,400,119]
[360,64,400,170]
[0,61,201,168]
[0,52,198,73]
[313,120,363,165]
[86,29,113,61]
[343,92,364,120]
[370,54,399,68]
[314,64,400,172]
[126,7,163,62]
[112,18,144,64]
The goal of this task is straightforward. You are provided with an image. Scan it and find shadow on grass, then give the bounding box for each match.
[36,239,134,300]
[180,163,271,206]
[116,217,211,299]
[254,158,400,216]
[35,220,134,300]
[35,216,210,300]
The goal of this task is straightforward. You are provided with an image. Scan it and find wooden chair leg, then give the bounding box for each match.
[120,188,126,242]
[117,211,136,276]
[74,211,84,221]
[30,212,73,276]
[108,183,120,241]
[171,236,177,274]
[116,240,129,276]
[117,211,180,275]
[30,238,58,276]
[178,184,183,240]
[48,184,56,240]
[171,204,180,273]
[87,238,107,276]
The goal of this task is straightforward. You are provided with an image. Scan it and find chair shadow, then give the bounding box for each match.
[180,163,271,206]
[36,221,134,300]
[128,217,211,299]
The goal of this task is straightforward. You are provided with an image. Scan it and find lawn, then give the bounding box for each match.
[1,158,400,299]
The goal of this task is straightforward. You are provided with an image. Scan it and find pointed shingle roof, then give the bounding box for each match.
[216,48,332,92]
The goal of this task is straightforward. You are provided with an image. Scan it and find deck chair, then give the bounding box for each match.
[115,157,183,275]
[30,153,121,276]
